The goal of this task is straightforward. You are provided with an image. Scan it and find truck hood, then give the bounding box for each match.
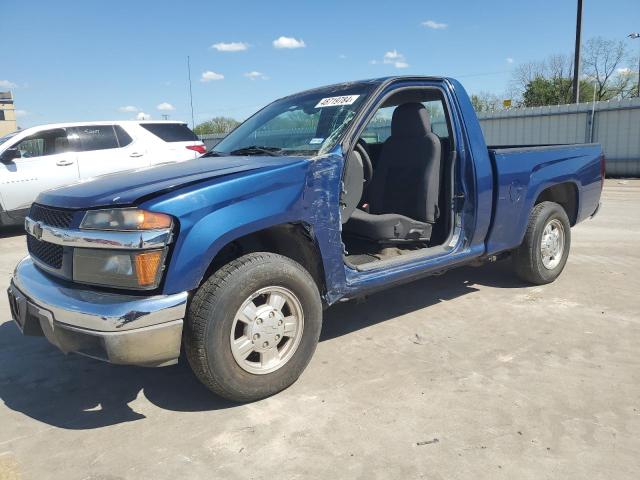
[36,155,307,209]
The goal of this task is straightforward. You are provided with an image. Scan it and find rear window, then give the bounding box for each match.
[114,125,133,147]
[140,123,198,142]
[71,125,119,151]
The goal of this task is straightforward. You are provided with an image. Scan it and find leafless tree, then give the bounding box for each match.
[510,38,635,103]
[582,37,629,100]
[470,91,505,112]
[509,54,574,102]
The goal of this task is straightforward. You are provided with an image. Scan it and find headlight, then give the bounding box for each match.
[81,208,172,231]
[73,248,167,289]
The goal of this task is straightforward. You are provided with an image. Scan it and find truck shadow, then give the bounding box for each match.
[0,261,524,430]
[321,260,524,342]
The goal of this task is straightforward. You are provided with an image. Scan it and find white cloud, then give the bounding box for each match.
[273,36,306,49]
[506,57,514,64]
[0,80,17,89]
[118,105,139,112]
[384,50,402,61]
[244,71,268,80]
[617,67,633,75]
[200,70,224,82]
[156,102,175,111]
[338,54,347,59]
[382,50,410,69]
[15,109,28,117]
[211,42,249,52]
[421,20,448,29]
[136,112,151,120]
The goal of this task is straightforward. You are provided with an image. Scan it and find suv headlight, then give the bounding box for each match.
[81,208,172,230]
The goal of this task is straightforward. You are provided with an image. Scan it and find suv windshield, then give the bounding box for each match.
[213,82,376,156]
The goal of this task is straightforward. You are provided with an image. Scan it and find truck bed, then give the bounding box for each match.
[484,143,603,256]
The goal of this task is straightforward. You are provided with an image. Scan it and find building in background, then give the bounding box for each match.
[0,92,17,135]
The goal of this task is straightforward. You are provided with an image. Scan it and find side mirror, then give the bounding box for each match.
[0,148,20,163]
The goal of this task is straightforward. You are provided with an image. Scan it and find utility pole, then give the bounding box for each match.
[629,33,640,98]
[187,56,196,129]
[571,0,583,103]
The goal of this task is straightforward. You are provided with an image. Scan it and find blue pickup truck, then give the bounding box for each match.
[7,76,603,401]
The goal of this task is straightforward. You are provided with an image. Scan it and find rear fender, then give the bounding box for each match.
[485,146,600,255]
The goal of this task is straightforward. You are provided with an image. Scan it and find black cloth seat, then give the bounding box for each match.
[344,102,441,244]
[346,208,433,243]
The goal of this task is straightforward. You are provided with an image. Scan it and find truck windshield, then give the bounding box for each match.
[213,83,376,157]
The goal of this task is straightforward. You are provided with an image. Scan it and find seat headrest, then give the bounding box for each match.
[391,102,431,137]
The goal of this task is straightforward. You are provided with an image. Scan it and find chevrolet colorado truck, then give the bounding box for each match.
[7,77,604,402]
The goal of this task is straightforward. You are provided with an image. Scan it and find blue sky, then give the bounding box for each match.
[2,0,639,128]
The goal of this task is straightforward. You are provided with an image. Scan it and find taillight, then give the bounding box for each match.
[600,153,606,190]
[186,144,207,155]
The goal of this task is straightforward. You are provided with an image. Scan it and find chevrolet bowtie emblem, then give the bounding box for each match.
[33,221,44,240]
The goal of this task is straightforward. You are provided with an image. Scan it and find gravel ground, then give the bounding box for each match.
[0,179,638,480]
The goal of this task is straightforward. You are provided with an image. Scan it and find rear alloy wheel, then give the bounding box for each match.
[512,201,571,285]
[540,218,565,270]
[184,252,322,402]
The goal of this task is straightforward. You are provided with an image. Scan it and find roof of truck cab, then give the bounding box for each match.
[281,76,449,99]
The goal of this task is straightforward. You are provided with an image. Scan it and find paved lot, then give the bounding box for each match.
[0,179,639,480]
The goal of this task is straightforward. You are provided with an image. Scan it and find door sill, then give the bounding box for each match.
[345,244,452,272]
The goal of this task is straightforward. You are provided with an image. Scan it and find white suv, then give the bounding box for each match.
[0,121,205,225]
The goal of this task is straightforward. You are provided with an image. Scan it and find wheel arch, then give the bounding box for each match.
[198,222,327,300]
[533,181,579,226]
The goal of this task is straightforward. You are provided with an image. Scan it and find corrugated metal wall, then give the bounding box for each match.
[478,98,640,177]
[199,133,226,150]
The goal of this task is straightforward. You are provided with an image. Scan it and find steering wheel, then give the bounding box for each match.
[354,139,373,185]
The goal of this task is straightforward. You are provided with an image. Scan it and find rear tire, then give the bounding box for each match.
[184,252,322,402]
[512,201,571,285]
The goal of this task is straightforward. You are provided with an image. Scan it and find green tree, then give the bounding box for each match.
[522,77,594,107]
[194,116,240,135]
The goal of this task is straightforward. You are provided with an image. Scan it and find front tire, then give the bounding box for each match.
[512,201,571,285]
[184,252,322,402]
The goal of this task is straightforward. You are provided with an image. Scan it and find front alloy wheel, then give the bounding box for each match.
[230,286,304,375]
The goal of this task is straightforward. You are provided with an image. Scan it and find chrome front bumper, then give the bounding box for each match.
[8,257,188,367]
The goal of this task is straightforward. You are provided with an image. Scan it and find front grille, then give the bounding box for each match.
[27,235,63,269]
[29,204,74,229]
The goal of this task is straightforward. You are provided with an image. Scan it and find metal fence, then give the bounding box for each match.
[199,97,640,177]
[477,97,640,177]
[199,133,227,150]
